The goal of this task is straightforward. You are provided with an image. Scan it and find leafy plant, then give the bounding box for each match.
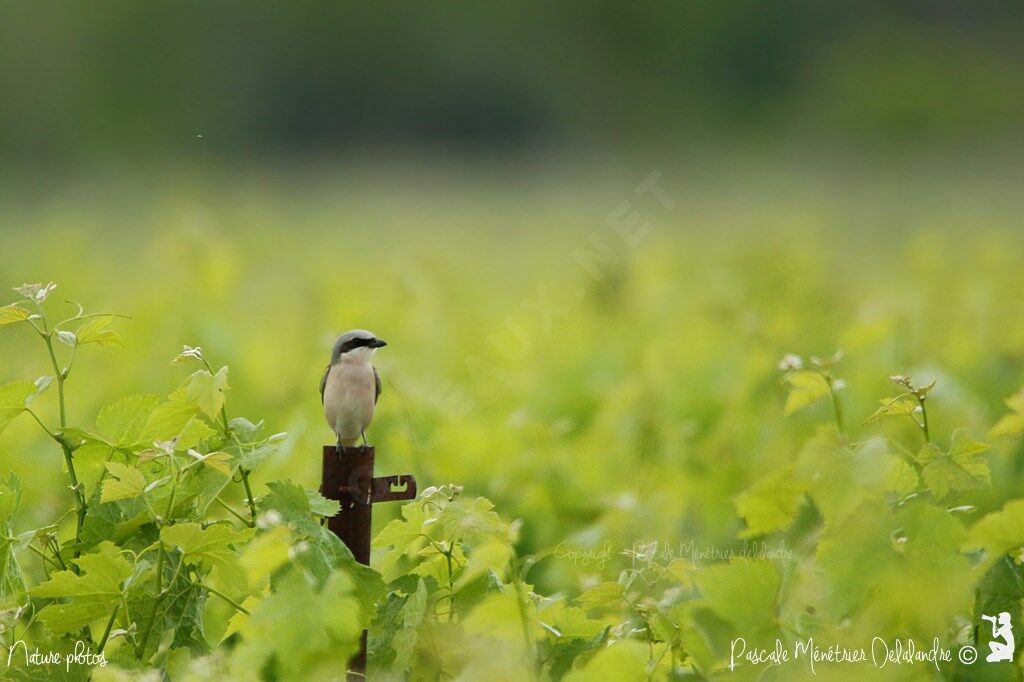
[0,284,372,679]
[6,282,1024,680]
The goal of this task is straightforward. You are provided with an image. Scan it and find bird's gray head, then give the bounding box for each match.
[331,329,387,363]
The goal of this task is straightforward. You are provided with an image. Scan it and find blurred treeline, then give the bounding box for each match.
[2,0,1023,164]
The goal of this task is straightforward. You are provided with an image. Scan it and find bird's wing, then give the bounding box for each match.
[319,363,331,405]
[374,366,382,404]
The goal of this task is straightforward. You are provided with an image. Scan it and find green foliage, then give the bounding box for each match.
[30,542,131,635]
[3,251,1024,680]
[0,475,26,604]
[990,389,1024,439]
[916,431,991,500]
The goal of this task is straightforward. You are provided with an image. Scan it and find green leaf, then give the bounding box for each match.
[240,526,291,588]
[916,431,990,499]
[160,522,254,581]
[884,455,919,499]
[172,461,233,518]
[192,450,233,476]
[548,626,611,681]
[140,399,202,444]
[818,502,971,632]
[373,503,430,581]
[454,539,512,591]
[734,471,806,538]
[695,559,781,645]
[0,381,34,435]
[306,488,340,517]
[866,396,918,423]
[96,394,160,447]
[259,481,386,612]
[965,499,1024,572]
[990,389,1024,438]
[178,417,218,451]
[0,474,26,602]
[563,639,648,682]
[576,582,625,611]
[74,442,114,498]
[100,461,148,503]
[30,541,131,634]
[0,304,30,326]
[464,586,542,642]
[439,496,508,543]
[782,370,830,416]
[180,367,229,420]
[228,569,362,677]
[544,603,606,640]
[990,413,1024,439]
[368,578,431,674]
[75,315,123,348]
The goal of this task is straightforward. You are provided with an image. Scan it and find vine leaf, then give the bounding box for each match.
[30,541,131,634]
[96,394,160,448]
[734,470,807,538]
[0,381,38,435]
[259,481,385,614]
[227,569,361,676]
[0,474,27,602]
[160,522,255,583]
[100,461,148,503]
[0,303,31,326]
[782,370,830,416]
[916,431,990,499]
[177,367,229,421]
[75,315,123,348]
[966,499,1024,572]
[990,389,1024,439]
[576,582,625,611]
[563,639,648,682]
[694,559,781,646]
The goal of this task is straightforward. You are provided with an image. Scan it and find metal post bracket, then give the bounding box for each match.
[371,474,417,502]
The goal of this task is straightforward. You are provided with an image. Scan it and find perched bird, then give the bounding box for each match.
[320,330,387,447]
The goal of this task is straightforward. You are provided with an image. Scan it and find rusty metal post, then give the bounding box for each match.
[321,444,417,680]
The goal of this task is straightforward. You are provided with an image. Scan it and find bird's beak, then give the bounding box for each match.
[370,338,388,348]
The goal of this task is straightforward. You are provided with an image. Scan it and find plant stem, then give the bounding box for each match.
[46,535,69,570]
[38,324,87,558]
[828,381,845,436]
[240,469,257,527]
[445,549,455,622]
[41,333,67,426]
[206,367,256,528]
[26,542,62,570]
[135,543,165,659]
[214,496,251,525]
[513,581,538,679]
[25,408,60,442]
[97,604,120,653]
[60,441,87,557]
[917,397,931,443]
[196,582,250,614]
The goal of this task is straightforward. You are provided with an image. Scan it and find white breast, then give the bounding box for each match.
[322,361,377,443]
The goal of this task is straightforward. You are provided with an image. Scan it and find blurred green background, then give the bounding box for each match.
[2,0,1024,618]
[2,0,1024,163]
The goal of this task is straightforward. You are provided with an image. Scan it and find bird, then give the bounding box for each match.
[320,329,387,448]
